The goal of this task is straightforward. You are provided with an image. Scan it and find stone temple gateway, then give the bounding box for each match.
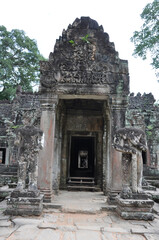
[38,17,129,202]
[1,18,159,215]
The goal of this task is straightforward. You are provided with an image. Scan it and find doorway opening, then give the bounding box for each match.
[142,151,147,165]
[70,136,95,178]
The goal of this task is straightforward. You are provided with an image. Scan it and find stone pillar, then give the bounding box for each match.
[103,102,111,194]
[52,104,63,194]
[38,96,58,202]
[102,118,107,193]
[107,96,128,204]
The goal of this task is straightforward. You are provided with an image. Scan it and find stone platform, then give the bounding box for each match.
[5,190,43,216]
[44,191,113,214]
[1,191,159,240]
[116,194,154,221]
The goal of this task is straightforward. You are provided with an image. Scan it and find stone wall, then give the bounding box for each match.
[126,93,159,169]
[0,91,41,165]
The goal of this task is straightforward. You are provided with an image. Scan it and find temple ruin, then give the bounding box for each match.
[0,17,159,217]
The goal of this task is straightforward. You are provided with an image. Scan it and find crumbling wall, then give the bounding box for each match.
[0,100,14,165]
[0,90,41,166]
[126,93,159,169]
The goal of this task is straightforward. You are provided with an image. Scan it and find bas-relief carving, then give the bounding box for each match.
[113,127,147,197]
[40,62,119,89]
[40,17,129,94]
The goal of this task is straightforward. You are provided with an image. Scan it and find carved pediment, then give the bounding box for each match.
[40,17,129,95]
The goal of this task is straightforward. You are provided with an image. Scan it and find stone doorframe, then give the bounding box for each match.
[37,94,128,203]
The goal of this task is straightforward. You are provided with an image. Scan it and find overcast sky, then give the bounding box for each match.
[0,0,158,100]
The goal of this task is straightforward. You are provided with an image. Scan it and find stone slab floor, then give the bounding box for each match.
[0,191,159,240]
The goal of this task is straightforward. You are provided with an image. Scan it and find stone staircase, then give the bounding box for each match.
[143,166,159,188]
[142,167,159,203]
[67,177,100,191]
[40,188,53,203]
[144,176,159,188]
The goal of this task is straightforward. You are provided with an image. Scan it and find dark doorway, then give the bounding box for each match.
[0,148,6,164]
[142,151,147,165]
[70,136,95,177]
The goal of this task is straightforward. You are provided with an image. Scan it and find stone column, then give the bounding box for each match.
[107,96,128,204]
[102,116,107,193]
[38,95,58,202]
[103,101,111,194]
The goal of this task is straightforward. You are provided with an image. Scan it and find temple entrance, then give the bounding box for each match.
[70,136,95,178]
[59,99,105,191]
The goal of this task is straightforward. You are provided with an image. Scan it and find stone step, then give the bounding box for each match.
[0,174,18,179]
[145,176,159,180]
[142,185,156,191]
[68,181,95,185]
[0,165,18,174]
[68,177,95,186]
[43,203,62,209]
[68,177,95,180]
[40,189,53,203]
[68,177,94,181]
[146,180,159,188]
[67,185,101,192]
[1,172,17,176]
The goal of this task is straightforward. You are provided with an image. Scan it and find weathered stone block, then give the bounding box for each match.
[116,197,154,208]
[4,193,43,216]
[117,205,152,213]
[116,196,154,221]
[118,211,154,221]
[11,189,40,198]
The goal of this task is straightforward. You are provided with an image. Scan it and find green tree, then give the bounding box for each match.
[131,0,159,78]
[0,26,45,100]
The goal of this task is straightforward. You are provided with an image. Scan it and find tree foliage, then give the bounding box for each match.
[0,26,45,100]
[131,0,159,77]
